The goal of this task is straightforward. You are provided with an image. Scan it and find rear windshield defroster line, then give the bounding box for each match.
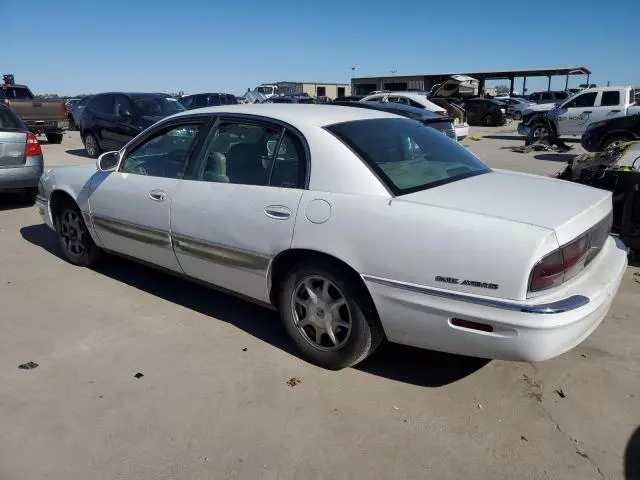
[326,118,490,196]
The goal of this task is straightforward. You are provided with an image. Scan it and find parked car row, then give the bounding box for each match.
[35,103,627,370]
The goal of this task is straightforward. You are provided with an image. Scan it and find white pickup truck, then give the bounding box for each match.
[518,86,640,139]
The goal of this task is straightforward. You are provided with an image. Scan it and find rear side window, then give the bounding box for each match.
[88,95,114,115]
[193,95,207,108]
[601,91,620,106]
[541,92,553,101]
[208,94,221,106]
[555,92,569,100]
[327,118,489,195]
[180,96,194,109]
[1,86,33,100]
[0,107,25,130]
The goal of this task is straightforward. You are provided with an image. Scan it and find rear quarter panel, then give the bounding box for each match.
[291,191,557,301]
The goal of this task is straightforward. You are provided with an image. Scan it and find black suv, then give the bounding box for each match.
[178,93,238,109]
[463,98,506,126]
[80,93,185,158]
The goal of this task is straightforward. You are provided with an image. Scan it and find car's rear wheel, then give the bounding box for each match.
[513,111,523,121]
[84,133,101,158]
[279,260,383,370]
[483,114,495,126]
[55,202,101,266]
[46,133,63,144]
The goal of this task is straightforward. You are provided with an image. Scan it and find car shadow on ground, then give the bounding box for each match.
[483,135,581,143]
[533,153,576,163]
[20,223,489,387]
[65,149,89,158]
[625,426,640,479]
[0,192,35,211]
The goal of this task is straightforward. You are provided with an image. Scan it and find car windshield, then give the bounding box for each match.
[131,96,185,116]
[328,118,489,195]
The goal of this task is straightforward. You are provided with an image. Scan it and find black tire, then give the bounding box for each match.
[513,111,522,121]
[83,132,101,158]
[531,123,551,139]
[46,133,63,144]
[601,134,632,151]
[279,260,384,370]
[55,202,101,266]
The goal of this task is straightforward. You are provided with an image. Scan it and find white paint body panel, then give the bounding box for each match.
[37,105,628,362]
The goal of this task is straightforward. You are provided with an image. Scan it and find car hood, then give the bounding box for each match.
[523,102,557,113]
[397,170,611,244]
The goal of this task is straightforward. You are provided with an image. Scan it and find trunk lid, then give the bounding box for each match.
[398,170,612,245]
[430,75,478,98]
[0,131,26,167]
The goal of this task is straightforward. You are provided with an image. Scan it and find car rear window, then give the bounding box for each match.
[0,107,25,130]
[1,86,33,100]
[327,118,489,195]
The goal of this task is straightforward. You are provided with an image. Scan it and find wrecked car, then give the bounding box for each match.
[581,112,640,152]
[428,75,473,139]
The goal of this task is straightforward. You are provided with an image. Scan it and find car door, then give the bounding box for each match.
[87,94,116,150]
[89,117,210,271]
[555,91,598,135]
[110,95,141,148]
[171,116,307,303]
[591,90,627,124]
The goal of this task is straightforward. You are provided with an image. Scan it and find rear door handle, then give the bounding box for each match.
[264,205,291,220]
[149,189,168,202]
[610,110,621,113]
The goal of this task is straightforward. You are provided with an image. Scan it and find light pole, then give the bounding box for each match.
[351,67,356,95]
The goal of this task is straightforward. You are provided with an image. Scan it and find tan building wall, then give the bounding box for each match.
[301,83,351,99]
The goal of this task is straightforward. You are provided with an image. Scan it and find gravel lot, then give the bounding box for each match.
[1,127,638,480]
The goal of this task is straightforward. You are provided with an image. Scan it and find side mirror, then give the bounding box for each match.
[96,151,120,172]
[120,110,132,118]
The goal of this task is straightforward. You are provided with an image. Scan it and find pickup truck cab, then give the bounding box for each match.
[518,86,640,140]
[1,75,69,144]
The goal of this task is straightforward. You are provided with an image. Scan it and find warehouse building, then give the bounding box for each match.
[263,82,351,99]
[351,67,592,96]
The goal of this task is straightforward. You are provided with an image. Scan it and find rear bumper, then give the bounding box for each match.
[455,124,469,140]
[0,159,44,191]
[24,120,69,133]
[364,237,627,361]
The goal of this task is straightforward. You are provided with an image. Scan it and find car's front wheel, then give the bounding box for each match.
[513,111,522,121]
[279,260,383,370]
[602,134,632,151]
[55,203,101,266]
[531,123,550,139]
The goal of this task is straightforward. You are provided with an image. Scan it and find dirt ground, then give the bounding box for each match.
[0,127,638,480]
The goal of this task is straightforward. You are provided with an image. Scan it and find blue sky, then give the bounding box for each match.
[5,0,637,96]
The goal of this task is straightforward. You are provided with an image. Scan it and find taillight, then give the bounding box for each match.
[24,132,42,157]
[529,233,590,292]
[436,110,447,117]
[2,99,9,107]
[62,102,68,117]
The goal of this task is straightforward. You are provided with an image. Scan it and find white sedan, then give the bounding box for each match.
[360,91,470,140]
[36,105,627,370]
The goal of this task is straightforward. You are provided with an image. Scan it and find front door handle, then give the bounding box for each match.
[583,110,593,114]
[149,189,168,202]
[264,205,291,220]
[610,109,621,113]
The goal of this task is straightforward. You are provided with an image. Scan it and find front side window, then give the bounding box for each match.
[179,96,194,109]
[121,123,201,178]
[364,95,383,102]
[541,92,553,101]
[388,96,409,106]
[114,95,134,117]
[565,92,597,108]
[327,118,489,195]
[130,95,185,117]
[207,94,221,106]
[601,91,620,107]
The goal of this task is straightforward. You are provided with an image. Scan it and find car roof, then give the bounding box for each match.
[95,92,172,98]
[170,104,399,126]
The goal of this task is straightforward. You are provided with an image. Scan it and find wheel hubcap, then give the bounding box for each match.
[86,136,96,155]
[60,210,85,255]
[291,276,352,351]
[533,126,548,138]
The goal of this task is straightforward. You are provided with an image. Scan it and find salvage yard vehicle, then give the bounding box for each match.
[501,97,533,120]
[519,86,640,140]
[178,93,238,109]
[80,92,185,158]
[0,105,44,202]
[464,98,506,126]
[361,90,468,140]
[427,75,472,140]
[36,104,627,369]
[581,113,640,152]
[1,74,69,144]
[332,100,457,141]
[526,90,570,104]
